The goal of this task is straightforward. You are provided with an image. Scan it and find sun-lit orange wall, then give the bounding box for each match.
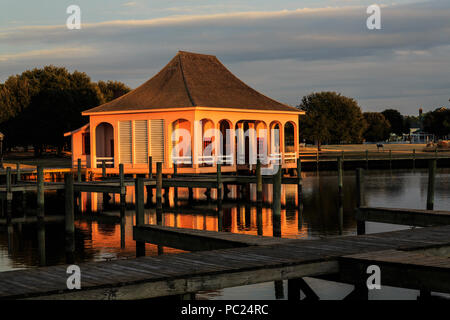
[82,107,301,173]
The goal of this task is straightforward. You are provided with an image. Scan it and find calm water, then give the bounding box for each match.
[1,168,449,299]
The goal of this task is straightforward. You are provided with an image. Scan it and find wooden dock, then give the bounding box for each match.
[340,248,450,294]
[0,225,449,300]
[356,207,450,227]
[133,225,295,251]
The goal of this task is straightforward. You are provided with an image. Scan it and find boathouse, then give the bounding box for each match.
[65,51,303,174]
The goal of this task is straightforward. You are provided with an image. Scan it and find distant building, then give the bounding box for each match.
[65,51,303,173]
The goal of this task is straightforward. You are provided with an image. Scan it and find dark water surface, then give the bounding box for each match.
[1,168,449,299]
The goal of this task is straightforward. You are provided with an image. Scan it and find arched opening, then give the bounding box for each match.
[284,122,296,163]
[171,119,192,166]
[219,120,232,165]
[256,121,268,163]
[200,119,215,166]
[270,121,282,157]
[235,120,259,166]
[95,122,114,168]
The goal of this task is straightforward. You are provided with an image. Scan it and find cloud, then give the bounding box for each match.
[122,2,138,7]
[0,1,449,114]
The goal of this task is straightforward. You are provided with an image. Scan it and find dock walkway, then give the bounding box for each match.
[133,225,295,251]
[1,225,449,299]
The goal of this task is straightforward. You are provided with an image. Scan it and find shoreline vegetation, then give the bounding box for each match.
[2,143,450,170]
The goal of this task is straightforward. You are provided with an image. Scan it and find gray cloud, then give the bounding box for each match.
[1,1,449,114]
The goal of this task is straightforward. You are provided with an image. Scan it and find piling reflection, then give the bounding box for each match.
[1,169,450,273]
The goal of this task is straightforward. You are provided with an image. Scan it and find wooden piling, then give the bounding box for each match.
[426,159,436,210]
[77,158,82,183]
[316,150,319,171]
[37,223,46,267]
[102,160,106,179]
[156,162,163,213]
[337,156,343,198]
[119,164,126,219]
[64,174,75,255]
[356,168,365,235]
[389,149,392,170]
[288,278,301,300]
[216,163,222,204]
[37,166,44,219]
[412,149,416,170]
[272,166,282,218]
[274,280,284,299]
[146,156,153,206]
[256,160,262,203]
[135,177,145,227]
[173,162,177,177]
[173,162,179,207]
[64,174,75,234]
[297,157,302,206]
[365,150,369,169]
[135,177,146,257]
[148,156,153,178]
[16,162,21,182]
[6,167,12,220]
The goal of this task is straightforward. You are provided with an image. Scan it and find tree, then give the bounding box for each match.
[0,67,132,155]
[97,80,131,102]
[0,66,103,155]
[381,109,406,135]
[423,107,450,138]
[298,92,366,150]
[363,112,391,142]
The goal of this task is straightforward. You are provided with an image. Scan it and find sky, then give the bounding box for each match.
[1,0,449,115]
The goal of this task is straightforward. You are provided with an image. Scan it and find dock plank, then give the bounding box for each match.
[0,225,449,299]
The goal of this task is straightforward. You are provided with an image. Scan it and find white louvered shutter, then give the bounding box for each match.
[150,119,164,163]
[134,120,148,164]
[119,121,132,164]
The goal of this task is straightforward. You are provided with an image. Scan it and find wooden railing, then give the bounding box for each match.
[96,157,114,168]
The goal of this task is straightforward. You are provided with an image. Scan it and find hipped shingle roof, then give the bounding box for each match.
[84,51,299,114]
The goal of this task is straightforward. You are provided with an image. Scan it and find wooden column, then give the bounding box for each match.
[426,159,436,210]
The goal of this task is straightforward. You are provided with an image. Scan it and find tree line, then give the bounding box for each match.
[297,92,450,150]
[1,66,448,156]
[0,66,130,155]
